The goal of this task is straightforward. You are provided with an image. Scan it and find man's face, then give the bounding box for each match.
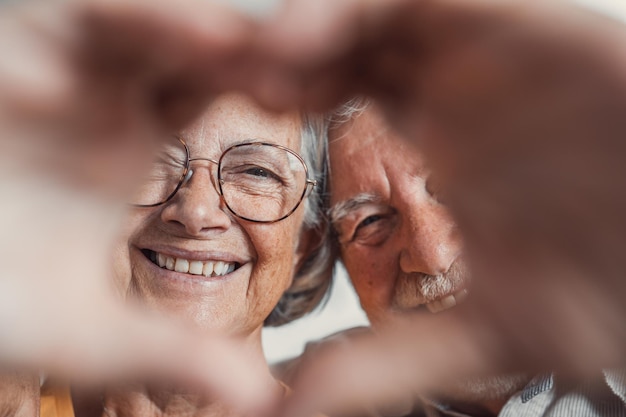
[329,106,468,327]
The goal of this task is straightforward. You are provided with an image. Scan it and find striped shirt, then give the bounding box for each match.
[426,370,626,417]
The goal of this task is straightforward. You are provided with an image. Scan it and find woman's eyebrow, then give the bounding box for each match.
[329,193,380,227]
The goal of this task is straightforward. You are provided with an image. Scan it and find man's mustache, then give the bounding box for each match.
[393,259,469,307]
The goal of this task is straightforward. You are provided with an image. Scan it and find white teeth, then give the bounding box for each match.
[174,258,189,273]
[157,253,166,268]
[214,261,225,276]
[426,300,443,313]
[425,289,468,314]
[203,261,214,277]
[440,294,457,310]
[189,261,203,275]
[151,252,235,277]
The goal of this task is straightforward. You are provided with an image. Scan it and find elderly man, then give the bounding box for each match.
[294,99,626,417]
[326,101,509,415]
[296,100,526,416]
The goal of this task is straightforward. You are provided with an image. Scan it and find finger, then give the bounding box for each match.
[0,0,257,133]
[245,0,410,112]
[58,305,281,416]
[279,312,493,417]
[411,4,626,372]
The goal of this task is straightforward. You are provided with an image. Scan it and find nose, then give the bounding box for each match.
[398,200,461,276]
[160,163,231,235]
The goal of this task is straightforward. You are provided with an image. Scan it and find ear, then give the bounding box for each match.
[294,225,323,272]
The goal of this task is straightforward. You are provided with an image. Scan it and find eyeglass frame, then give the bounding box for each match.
[132,135,318,224]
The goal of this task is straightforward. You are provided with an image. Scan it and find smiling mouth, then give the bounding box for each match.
[142,249,241,278]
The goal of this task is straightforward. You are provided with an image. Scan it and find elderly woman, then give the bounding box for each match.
[41,93,332,417]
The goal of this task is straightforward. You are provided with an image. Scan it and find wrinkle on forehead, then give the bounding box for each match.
[199,113,206,145]
[330,114,389,150]
[177,94,301,155]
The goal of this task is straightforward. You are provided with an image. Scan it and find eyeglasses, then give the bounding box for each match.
[131,135,317,223]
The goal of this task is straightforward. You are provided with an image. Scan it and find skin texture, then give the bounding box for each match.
[106,93,310,416]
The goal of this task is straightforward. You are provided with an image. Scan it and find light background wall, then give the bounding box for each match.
[262,0,626,364]
[575,0,626,22]
[262,264,368,363]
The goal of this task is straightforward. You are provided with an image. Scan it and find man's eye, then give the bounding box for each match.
[349,214,393,247]
[357,215,382,230]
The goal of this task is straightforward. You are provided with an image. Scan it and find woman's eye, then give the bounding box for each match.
[239,165,283,183]
[245,167,270,178]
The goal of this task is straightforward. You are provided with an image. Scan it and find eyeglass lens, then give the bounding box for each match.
[130,137,188,207]
[219,143,307,222]
[130,137,310,223]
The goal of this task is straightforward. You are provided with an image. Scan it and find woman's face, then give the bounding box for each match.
[113,94,309,336]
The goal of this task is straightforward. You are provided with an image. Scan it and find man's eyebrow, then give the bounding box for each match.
[329,193,381,227]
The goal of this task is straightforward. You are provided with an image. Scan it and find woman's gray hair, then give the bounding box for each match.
[265,98,371,326]
[264,112,335,327]
[271,97,373,327]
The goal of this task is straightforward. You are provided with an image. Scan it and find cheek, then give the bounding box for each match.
[111,211,152,297]
[342,247,396,310]
[110,242,131,298]
[247,219,302,298]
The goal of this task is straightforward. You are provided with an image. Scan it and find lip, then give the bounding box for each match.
[140,244,249,265]
[132,245,251,288]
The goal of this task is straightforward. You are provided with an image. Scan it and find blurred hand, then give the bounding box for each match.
[243,0,626,415]
[0,1,280,414]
